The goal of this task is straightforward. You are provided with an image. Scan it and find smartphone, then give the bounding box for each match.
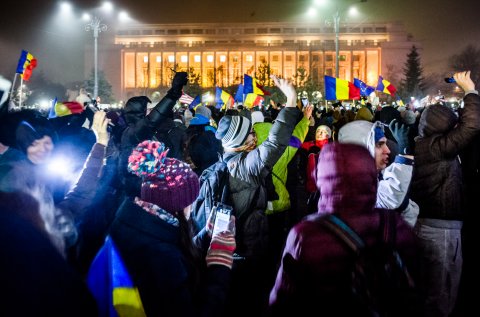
[213,203,232,235]
[301,98,309,108]
[444,77,456,83]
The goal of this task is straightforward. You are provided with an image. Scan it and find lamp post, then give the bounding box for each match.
[333,10,340,78]
[85,16,107,100]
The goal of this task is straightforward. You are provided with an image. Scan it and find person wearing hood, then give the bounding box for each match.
[118,72,188,193]
[269,143,419,316]
[0,111,109,255]
[410,71,480,317]
[338,119,419,228]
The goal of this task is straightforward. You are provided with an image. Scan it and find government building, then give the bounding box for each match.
[91,21,420,101]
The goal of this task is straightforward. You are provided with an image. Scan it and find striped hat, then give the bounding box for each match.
[215,115,252,149]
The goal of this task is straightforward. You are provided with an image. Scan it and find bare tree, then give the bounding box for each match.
[449,45,480,84]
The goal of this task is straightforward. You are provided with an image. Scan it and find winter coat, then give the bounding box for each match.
[253,115,309,214]
[411,93,480,220]
[223,107,301,256]
[269,143,419,316]
[109,198,231,317]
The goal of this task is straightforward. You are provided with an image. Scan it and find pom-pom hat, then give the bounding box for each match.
[128,141,199,213]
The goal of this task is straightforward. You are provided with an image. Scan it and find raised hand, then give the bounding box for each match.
[454,71,475,93]
[388,119,411,155]
[271,75,296,108]
[303,104,313,119]
[91,111,110,146]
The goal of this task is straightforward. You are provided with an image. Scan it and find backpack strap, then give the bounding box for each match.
[320,214,365,255]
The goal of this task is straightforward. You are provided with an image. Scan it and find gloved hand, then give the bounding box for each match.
[389,119,411,155]
[205,231,236,269]
[167,72,188,100]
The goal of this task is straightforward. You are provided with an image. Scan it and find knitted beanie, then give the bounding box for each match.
[338,120,385,157]
[194,105,211,119]
[251,111,265,125]
[215,115,252,149]
[128,140,200,213]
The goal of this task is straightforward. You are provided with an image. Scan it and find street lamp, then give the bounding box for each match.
[308,0,363,78]
[85,16,107,100]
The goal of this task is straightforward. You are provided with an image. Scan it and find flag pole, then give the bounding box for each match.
[19,77,24,108]
[8,73,18,110]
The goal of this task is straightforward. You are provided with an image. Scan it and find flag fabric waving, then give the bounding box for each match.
[215,87,234,109]
[87,236,146,317]
[244,93,264,108]
[179,93,194,105]
[188,95,201,110]
[243,74,269,95]
[49,100,84,118]
[234,84,244,103]
[16,50,37,81]
[376,76,397,96]
[324,75,360,100]
[353,78,375,97]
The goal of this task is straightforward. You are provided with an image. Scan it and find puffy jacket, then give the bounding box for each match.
[411,93,480,220]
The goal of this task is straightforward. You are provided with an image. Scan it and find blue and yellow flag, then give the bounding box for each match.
[243,74,269,95]
[215,87,234,109]
[87,236,146,317]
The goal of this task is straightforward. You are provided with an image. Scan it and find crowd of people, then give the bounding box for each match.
[0,70,479,317]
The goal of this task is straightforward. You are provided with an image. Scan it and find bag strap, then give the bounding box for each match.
[320,214,365,255]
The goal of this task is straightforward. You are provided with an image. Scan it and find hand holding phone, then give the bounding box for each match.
[444,77,456,84]
[212,203,233,236]
[301,98,309,108]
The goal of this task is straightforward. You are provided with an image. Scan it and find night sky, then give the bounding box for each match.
[0,0,478,85]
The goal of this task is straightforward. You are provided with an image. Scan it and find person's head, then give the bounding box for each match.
[251,111,264,125]
[338,120,390,171]
[215,115,255,152]
[189,105,211,126]
[123,96,151,126]
[128,140,200,219]
[16,119,57,165]
[315,125,331,141]
[418,103,457,137]
[316,143,377,214]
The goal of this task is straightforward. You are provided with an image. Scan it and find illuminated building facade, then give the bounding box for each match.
[93,21,420,100]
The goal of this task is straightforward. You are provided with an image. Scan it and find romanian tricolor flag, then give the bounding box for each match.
[244,93,264,108]
[87,236,146,317]
[324,75,360,101]
[16,50,37,81]
[244,74,269,95]
[48,98,84,118]
[376,76,397,96]
[215,87,234,109]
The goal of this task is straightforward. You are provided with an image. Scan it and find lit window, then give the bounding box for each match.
[194,55,201,63]
[168,55,174,63]
[246,55,253,62]
[143,56,148,63]
[156,56,161,63]
[220,55,226,62]
[181,55,188,63]
[207,55,214,63]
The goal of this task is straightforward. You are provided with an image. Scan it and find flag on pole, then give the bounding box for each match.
[243,74,269,95]
[353,78,375,97]
[188,95,201,110]
[324,75,360,100]
[179,93,194,105]
[376,76,397,96]
[16,50,37,81]
[49,99,84,118]
[215,87,234,109]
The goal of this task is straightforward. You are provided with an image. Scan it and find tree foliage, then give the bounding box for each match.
[400,45,425,99]
[449,45,480,84]
[85,69,114,103]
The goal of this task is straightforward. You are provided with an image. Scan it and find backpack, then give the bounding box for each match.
[190,159,231,233]
[319,211,421,317]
